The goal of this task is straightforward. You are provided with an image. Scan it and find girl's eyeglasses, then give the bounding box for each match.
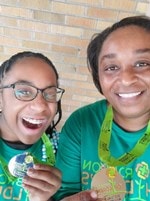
[0,82,65,103]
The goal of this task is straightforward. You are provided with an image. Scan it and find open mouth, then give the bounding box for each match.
[22,118,44,129]
[118,91,142,98]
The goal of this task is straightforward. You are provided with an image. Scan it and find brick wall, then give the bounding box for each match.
[0,0,150,130]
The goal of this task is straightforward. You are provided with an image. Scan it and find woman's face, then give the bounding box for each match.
[0,57,58,144]
[98,26,150,122]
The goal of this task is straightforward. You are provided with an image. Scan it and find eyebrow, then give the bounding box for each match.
[15,80,57,89]
[15,80,33,85]
[100,53,116,62]
[134,48,150,54]
[100,48,150,62]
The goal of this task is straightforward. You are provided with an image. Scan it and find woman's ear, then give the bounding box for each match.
[0,91,3,112]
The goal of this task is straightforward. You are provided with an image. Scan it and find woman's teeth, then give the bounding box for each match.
[118,92,141,98]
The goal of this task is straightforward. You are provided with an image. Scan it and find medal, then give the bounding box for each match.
[8,152,34,178]
[91,167,126,201]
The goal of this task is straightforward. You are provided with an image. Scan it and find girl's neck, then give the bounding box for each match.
[1,138,32,150]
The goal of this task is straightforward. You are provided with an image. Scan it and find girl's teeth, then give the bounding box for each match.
[118,92,141,98]
[23,118,43,125]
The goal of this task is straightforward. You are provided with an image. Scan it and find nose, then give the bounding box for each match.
[120,68,138,86]
[29,93,48,112]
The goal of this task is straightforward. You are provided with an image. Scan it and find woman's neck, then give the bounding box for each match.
[113,112,150,132]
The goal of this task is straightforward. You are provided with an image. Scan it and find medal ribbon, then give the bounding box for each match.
[98,106,150,166]
[41,133,55,166]
[0,133,55,182]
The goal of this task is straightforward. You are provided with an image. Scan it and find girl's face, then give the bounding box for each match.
[0,57,58,144]
[98,26,150,123]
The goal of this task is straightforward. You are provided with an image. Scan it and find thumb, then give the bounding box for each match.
[61,190,98,201]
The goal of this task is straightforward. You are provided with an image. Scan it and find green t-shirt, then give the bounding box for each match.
[0,138,43,201]
[54,99,150,201]
[0,131,59,201]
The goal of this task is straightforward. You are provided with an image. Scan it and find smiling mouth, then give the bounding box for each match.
[22,118,45,129]
[118,92,142,98]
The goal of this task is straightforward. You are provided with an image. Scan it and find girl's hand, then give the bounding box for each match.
[22,164,61,201]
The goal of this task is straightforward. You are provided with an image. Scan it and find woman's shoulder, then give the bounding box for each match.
[73,99,107,115]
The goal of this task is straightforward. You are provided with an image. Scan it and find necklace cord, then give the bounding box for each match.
[98,106,150,166]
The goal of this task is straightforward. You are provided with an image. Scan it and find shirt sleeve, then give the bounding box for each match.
[53,110,81,200]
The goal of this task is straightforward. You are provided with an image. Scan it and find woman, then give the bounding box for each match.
[54,15,150,201]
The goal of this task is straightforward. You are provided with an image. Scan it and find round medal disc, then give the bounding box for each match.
[91,167,126,201]
[8,152,34,178]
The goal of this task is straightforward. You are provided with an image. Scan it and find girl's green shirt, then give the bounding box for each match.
[0,131,59,201]
[0,138,42,201]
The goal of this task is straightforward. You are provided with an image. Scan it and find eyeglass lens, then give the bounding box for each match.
[14,84,63,102]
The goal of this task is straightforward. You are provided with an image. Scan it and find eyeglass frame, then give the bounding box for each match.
[0,82,65,103]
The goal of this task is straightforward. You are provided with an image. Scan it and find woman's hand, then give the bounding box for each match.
[22,164,61,201]
[61,190,98,201]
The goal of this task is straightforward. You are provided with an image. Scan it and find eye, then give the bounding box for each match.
[44,93,57,102]
[44,87,57,101]
[105,65,119,72]
[15,85,34,98]
[135,61,150,68]
[16,89,32,97]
